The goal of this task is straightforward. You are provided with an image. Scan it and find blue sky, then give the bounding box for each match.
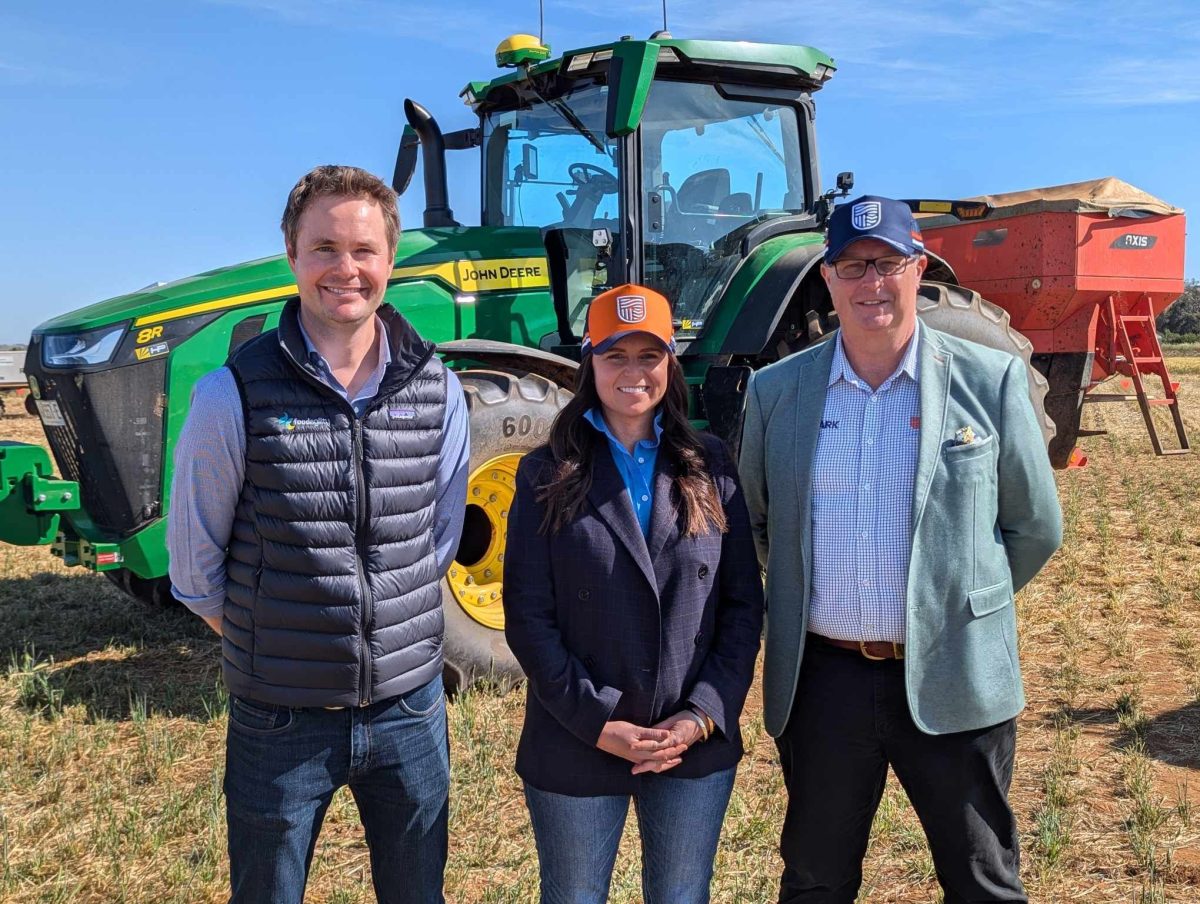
[2,0,1197,343]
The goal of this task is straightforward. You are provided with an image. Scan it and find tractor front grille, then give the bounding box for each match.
[28,357,168,537]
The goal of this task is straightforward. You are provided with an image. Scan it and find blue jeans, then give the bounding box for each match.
[523,766,737,904]
[223,674,449,904]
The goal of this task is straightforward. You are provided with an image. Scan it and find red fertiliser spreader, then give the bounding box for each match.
[918,177,1188,468]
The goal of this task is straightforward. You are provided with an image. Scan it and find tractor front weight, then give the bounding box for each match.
[0,442,80,547]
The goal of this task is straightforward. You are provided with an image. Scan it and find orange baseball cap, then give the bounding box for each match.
[581,284,676,356]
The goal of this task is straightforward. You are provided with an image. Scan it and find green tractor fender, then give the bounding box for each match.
[713,242,965,360]
[690,238,828,454]
[714,241,830,361]
[437,338,577,389]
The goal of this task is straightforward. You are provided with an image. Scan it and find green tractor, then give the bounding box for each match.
[1,33,1049,691]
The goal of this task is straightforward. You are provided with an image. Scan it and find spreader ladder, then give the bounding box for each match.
[1087,295,1190,456]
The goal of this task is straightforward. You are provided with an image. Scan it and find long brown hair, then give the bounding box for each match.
[536,354,728,537]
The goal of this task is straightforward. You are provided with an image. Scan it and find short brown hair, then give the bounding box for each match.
[281,165,400,255]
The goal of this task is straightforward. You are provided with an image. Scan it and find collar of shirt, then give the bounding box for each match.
[296,314,391,409]
[583,407,663,538]
[582,407,664,454]
[828,320,922,392]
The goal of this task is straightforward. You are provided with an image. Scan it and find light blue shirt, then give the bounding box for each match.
[808,324,921,644]
[167,314,470,619]
[296,314,390,417]
[584,408,663,537]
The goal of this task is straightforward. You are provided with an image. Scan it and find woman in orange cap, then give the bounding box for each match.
[503,284,764,904]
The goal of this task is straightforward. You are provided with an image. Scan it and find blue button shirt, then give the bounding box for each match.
[584,408,663,537]
[809,324,921,644]
[296,315,390,417]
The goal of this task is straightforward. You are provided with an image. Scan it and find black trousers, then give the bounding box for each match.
[775,640,1026,904]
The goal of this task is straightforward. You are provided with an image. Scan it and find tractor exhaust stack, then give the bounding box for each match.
[403,99,458,228]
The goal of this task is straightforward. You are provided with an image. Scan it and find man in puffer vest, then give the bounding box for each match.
[168,165,470,904]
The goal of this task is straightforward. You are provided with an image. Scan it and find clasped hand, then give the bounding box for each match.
[596,713,705,775]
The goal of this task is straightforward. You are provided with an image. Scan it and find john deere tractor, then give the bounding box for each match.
[1,33,1048,690]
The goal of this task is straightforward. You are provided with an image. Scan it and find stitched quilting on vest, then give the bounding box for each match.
[222,309,448,708]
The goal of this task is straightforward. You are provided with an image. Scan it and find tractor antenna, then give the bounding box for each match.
[651,2,672,40]
[539,0,544,43]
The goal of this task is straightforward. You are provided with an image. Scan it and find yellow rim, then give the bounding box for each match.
[447,453,521,630]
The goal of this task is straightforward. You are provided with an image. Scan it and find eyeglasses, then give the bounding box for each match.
[830,255,915,280]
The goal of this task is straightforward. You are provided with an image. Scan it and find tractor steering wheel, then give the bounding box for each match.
[568,162,618,195]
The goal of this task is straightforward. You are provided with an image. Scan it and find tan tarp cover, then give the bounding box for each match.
[918,177,1183,228]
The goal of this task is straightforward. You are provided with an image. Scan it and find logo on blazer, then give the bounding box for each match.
[616,294,646,323]
[851,201,882,231]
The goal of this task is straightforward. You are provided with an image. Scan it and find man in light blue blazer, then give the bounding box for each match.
[739,196,1062,904]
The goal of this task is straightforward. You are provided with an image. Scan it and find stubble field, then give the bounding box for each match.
[1,362,1198,903]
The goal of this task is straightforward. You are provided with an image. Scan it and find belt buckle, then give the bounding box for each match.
[893,642,904,660]
[859,640,887,661]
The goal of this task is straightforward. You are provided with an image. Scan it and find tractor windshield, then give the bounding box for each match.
[482,82,622,337]
[639,80,808,328]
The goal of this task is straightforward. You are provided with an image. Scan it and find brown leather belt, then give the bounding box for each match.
[809,632,905,660]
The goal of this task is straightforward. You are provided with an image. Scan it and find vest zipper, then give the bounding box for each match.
[353,416,372,707]
[276,324,438,708]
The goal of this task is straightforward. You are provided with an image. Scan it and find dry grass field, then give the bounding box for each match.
[2,361,1200,903]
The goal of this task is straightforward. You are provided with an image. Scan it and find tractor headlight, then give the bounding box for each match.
[41,324,125,368]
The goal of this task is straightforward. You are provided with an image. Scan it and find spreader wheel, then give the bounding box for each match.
[916,281,1056,448]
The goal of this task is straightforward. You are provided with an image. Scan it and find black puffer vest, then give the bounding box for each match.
[223,299,448,707]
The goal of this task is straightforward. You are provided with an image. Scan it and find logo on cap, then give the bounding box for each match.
[616,295,646,323]
[851,201,882,231]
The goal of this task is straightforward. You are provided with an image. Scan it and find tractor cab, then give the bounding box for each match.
[402,35,836,354]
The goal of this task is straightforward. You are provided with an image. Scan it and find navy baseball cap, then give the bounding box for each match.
[825,195,925,263]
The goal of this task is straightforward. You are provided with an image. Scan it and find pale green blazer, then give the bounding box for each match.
[739,326,1062,737]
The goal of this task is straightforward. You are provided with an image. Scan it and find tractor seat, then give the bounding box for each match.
[676,168,731,214]
[718,192,754,215]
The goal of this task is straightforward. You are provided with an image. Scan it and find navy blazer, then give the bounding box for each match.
[503,432,765,796]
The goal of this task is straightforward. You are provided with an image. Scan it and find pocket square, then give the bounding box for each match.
[953,425,977,446]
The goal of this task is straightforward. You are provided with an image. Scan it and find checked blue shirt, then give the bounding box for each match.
[808,325,921,644]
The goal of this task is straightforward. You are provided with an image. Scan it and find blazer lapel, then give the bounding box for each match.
[645,459,680,587]
[912,328,952,532]
[794,340,837,593]
[586,440,658,595]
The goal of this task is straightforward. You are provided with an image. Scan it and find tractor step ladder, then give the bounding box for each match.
[1086,295,1189,456]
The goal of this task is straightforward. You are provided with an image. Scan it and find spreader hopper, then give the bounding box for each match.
[921,178,1189,466]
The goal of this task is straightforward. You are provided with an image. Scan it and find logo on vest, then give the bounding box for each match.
[388,406,417,420]
[275,412,329,432]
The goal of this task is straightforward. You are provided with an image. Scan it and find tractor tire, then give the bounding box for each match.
[1034,352,1091,469]
[916,281,1055,448]
[441,369,572,695]
[104,569,176,606]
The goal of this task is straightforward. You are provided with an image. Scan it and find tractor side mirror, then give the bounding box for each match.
[522,143,539,181]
